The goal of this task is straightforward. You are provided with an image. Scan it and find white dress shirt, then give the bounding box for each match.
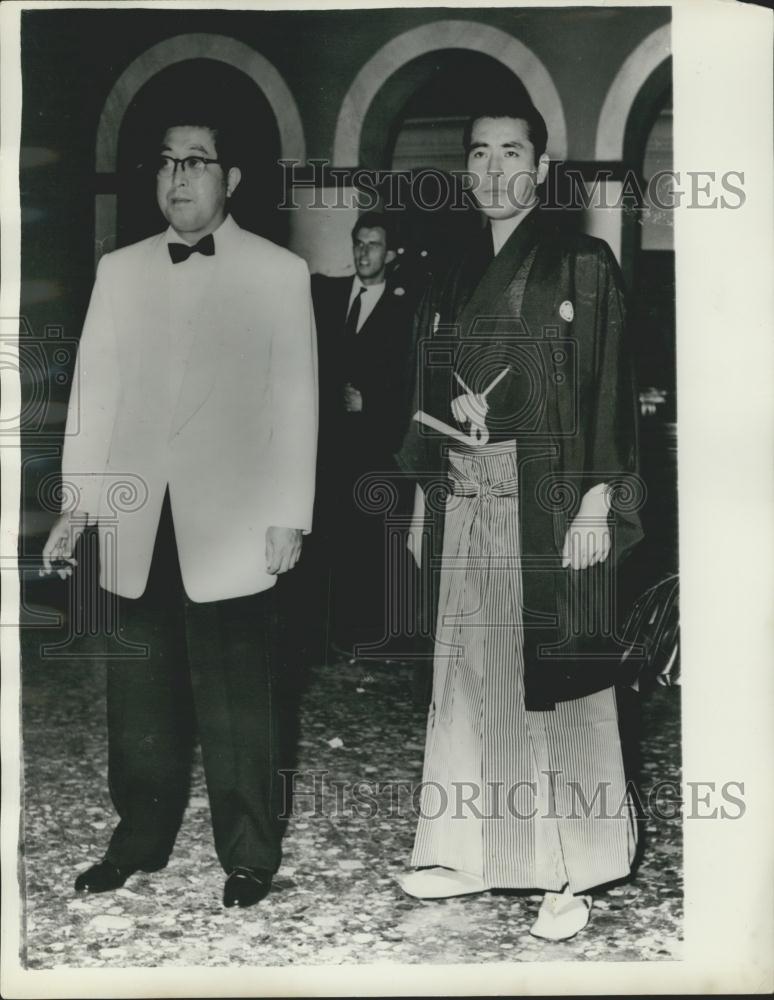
[164,221,223,429]
[347,276,386,332]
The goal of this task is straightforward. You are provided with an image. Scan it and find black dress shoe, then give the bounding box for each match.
[74,857,166,893]
[223,868,272,908]
[74,860,136,894]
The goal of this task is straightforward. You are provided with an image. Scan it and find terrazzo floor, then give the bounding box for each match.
[17,620,682,971]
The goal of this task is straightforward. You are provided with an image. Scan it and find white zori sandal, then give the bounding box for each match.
[529,885,592,941]
[396,867,489,899]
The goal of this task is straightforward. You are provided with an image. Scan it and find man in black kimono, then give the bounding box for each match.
[396,99,643,941]
[313,212,415,658]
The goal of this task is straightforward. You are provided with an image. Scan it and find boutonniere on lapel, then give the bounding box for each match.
[559,299,574,322]
[393,286,405,297]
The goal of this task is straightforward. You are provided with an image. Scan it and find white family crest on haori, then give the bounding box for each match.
[414,366,511,447]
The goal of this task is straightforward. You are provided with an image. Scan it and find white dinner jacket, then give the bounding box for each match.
[61,215,318,601]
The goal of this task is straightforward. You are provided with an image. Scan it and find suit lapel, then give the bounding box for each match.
[142,235,170,331]
[126,235,170,410]
[169,224,235,437]
[339,277,355,323]
[353,283,392,341]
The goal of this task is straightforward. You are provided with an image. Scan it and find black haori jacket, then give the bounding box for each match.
[395,207,644,710]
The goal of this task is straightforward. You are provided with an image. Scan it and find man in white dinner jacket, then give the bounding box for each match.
[42,113,318,909]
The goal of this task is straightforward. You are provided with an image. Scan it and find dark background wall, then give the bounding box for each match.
[17,5,676,612]
[20,6,671,289]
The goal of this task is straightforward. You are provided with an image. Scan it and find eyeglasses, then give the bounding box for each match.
[156,155,222,178]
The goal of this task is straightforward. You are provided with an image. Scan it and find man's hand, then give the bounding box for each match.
[265,526,303,575]
[40,512,87,579]
[561,484,611,571]
[343,383,363,413]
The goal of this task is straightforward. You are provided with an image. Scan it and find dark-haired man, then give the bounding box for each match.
[312,212,414,658]
[396,102,643,941]
[42,120,318,908]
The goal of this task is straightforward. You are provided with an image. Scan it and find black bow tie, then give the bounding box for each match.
[168,233,215,263]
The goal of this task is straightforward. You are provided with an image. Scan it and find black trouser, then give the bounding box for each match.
[103,494,283,874]
[328,434,414,652]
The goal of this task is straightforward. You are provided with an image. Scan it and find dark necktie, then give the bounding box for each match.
[343,286,365,388]
[345,286,365,338]
[168,233,215,264]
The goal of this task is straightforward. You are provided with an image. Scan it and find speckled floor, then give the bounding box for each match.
[18,617,682,969]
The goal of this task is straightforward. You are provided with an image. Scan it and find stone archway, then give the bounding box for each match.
[584,24,671,269]
[94,33,305,262]
[595,24,671,161]
[332,20,567,166]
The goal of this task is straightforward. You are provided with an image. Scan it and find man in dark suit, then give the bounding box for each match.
[41,111,317,909]
[312,212,415,658]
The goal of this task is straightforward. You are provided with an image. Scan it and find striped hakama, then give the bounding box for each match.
[411,442,636,893]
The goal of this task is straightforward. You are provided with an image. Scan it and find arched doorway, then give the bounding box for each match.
[389,51,533,281]
[116,58,285,248]
[94,32,305,263]
[590,23,675,594]
[333,19,567,166]
[591,24,671,270]
[369,49,533,171]
[625,78,674,400]
[623,74,676,585]
[300,20,565,278]
[356,49,541,289]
